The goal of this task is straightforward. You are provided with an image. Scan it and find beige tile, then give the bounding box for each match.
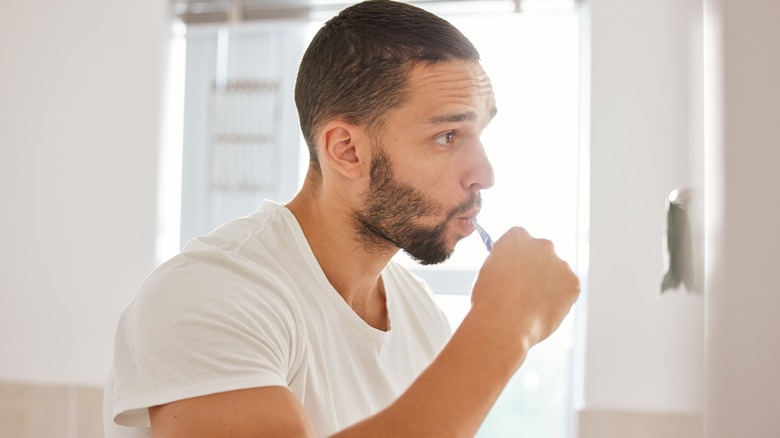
[578,409,702,438]
[0,381,70,438]
[75,385,104,438]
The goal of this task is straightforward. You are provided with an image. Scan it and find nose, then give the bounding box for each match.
[465,141,495,192]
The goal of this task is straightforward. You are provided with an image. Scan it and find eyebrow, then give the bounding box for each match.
[427,111,476,124]
[426,106,498,125]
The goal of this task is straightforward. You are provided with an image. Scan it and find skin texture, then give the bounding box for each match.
[148,60,580,437]
[354,145,482,265]
[353,61,494,266]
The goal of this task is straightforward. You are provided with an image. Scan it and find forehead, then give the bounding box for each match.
[401,60,496,122]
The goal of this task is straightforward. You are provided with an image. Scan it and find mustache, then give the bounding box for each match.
[445,192,482,222]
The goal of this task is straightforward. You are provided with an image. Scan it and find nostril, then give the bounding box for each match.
[469,164,494,191]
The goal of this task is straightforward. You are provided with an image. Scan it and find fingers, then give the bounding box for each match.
[471,226,580,347]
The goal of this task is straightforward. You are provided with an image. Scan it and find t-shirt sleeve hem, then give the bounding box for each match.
[113,375,289,428]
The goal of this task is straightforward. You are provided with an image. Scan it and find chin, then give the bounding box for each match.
[415,253,453,266]
[404,243,455,266]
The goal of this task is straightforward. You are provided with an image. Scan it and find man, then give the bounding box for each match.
[104,1,580,436]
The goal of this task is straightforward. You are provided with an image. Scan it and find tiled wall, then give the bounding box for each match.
[1,380,705,438]
[0,381,103,438]
[578,409,703,438]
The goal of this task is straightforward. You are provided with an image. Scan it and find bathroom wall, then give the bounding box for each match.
[704,0,780,436]
[580,0,705,436]
[0,0,167,435]
[584,0,780,437]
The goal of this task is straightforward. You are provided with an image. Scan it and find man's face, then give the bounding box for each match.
[354,60,497,265]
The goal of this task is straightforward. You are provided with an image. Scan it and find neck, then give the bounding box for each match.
[286,178,395,330]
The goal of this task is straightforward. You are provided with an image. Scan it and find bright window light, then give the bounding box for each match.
[392,12,581,275]
[418,10,581,438]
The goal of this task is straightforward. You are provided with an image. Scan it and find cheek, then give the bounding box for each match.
[383,137,463,203]
[413,165,463,205]
[395,147,452,184]
[403,164,445,191]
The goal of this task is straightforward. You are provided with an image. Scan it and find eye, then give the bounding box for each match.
[434,131,455,146]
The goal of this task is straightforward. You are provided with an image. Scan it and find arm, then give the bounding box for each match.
[149,386,316,438]
[150,227,580,437]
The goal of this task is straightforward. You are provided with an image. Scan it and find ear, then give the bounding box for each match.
[318,120,369,180]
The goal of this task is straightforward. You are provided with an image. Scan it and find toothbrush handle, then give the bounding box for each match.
[469,218,494,252]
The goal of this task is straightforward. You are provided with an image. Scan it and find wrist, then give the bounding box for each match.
[462,302,534,368]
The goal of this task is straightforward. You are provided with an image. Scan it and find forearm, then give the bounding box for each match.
[332,303,531,438]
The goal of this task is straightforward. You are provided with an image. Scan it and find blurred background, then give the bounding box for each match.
[1,0,778,437]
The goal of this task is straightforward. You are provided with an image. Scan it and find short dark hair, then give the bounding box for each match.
[294,0,480,170]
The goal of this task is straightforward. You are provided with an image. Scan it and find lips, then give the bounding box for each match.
[458,210,480,234]
[453,195,482,234]
[462,208,481,221]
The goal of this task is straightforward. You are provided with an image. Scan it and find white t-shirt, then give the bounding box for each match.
[105,200,452,437]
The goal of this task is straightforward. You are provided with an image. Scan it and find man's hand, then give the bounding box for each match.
[340,227,582,438]
[471,227,581,349]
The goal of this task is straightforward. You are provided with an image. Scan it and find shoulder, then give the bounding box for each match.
[121,198,321,336]
[110,201,315,427]
[145,200,308,313]
[111,240,308,424]
[117,201,311,368]
[182,200,292,257]
[117,247,305,358]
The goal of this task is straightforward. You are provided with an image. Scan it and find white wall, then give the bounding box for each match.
[705,0,780,436]
[0,0,167,386]
[584,2,780,437]
[583,0,705,416]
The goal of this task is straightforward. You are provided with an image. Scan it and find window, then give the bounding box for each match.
[418,11,582,438]
[166,3,583,437]
[177,22,307,246]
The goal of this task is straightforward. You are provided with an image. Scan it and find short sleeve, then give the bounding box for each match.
[110,250,303,427]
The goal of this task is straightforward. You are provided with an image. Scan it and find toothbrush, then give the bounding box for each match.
[468,218,494,252]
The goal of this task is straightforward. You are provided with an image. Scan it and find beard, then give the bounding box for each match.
[354,144,480,265]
